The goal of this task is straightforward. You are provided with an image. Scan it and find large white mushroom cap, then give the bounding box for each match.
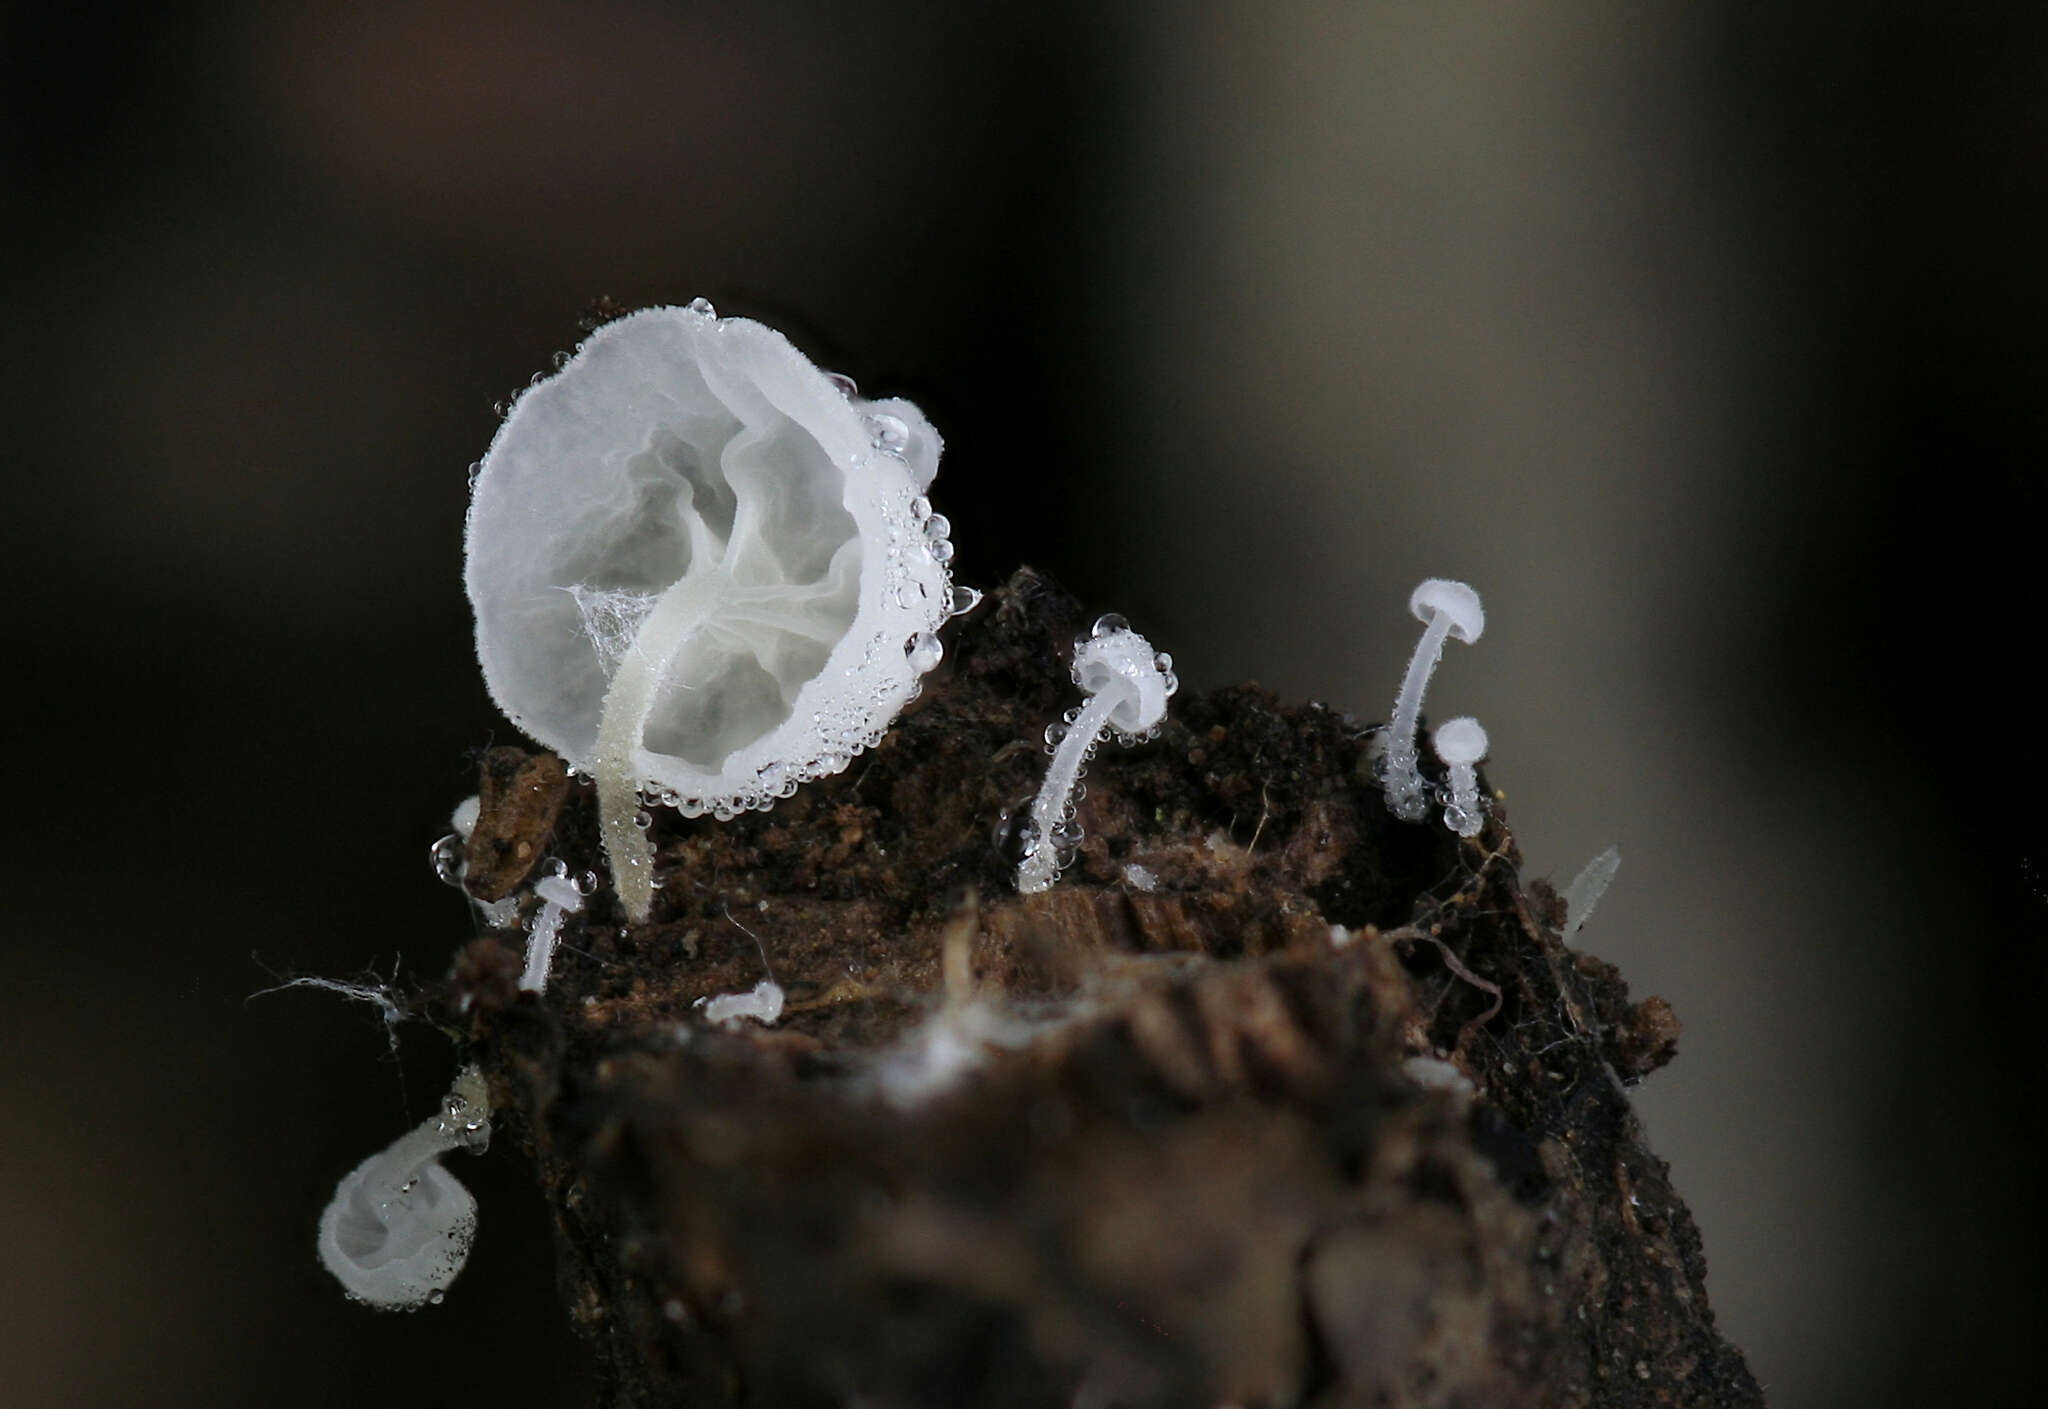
[465,303,955,819]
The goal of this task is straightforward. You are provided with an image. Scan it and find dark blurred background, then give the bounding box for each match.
[3,3,2040,1405]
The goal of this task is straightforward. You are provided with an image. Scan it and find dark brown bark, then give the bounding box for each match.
[443,568,1763,1408]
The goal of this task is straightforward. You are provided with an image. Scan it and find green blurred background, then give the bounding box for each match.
[4,3,2040,1404]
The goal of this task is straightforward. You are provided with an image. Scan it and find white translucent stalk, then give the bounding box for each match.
[1442,757,1483,836]
[596,570,730,923]
[1383,612,1453,818]
[317,1067,492,1310]
[1017,688,1118,894]
[521,900,565,992]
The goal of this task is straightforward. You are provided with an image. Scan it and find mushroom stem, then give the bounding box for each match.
[596,572,732,922]
[1018,686,1119,895]
[1383,611,1453,820]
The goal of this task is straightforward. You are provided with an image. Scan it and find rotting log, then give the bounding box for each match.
[439,568,1764,1408]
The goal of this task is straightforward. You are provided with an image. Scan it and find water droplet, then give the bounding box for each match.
[866,412,910,455]
[946,584,983,616]
[1063,706,1083,725]
[929,538,955,564]
[1044,721,1069,748]
[688,296,717,317]
[1092,613,1130,638]
[576,870,600,895]
[633,809,653,829]
[911,495,932,520]
[923,513,951,541]
[825,371,858,398]
[491,399,511,419]
[1153,651,1173,672]
[429,1290,445,1305]
[905,631,944,673]
[1161,670,1179,696]
[551,350,572,370]
[993,801,1042,865]
[429,834,465,886]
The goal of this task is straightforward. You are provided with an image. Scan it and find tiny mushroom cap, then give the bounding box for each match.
[1432,716,1490,766]
[1073,624,1173,739]
[1409,578,1485,643]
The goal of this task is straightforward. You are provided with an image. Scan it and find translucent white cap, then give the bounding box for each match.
[1408,579,1485,643]
[1073,627,1172,737]
[1432,716,1489,765]
[465,302,953,816]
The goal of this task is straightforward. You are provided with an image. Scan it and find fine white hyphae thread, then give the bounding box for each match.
[1562,845,1622,933]
[1380,579,1484,822]
[465,303,956,923]
[562,584,660,673]
[1017,618,1178,895]
[700,979,785,1027]
[317,1067,491,1311]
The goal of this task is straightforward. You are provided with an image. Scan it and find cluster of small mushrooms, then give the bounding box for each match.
[314,302,1494,1310]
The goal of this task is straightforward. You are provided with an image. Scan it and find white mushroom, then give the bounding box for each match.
[317,1067,491,1311]
[1016,616,1177,894]
[1430,715,1489,838]
[1379,579,1484,821]
[465,302,958,921]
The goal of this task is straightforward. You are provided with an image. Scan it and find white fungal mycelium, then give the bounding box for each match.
[317,1066,492,1311]
[1016,615,1177,894]
[1430,715,1489,838]
[465,301,967,922]
[1378,579,1484,821]
[699,978,786,1027]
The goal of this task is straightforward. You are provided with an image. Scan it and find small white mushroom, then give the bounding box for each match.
[1431,715,1489,838]
[317,1067,491,1311]
[465,302,959,922]
[1016,616,1177,894]
[1380,579,1484,821]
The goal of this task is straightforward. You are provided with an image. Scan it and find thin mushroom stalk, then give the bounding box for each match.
[594,570,731,919]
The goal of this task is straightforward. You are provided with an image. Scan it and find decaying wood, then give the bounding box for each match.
[440,568,1763,1408]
